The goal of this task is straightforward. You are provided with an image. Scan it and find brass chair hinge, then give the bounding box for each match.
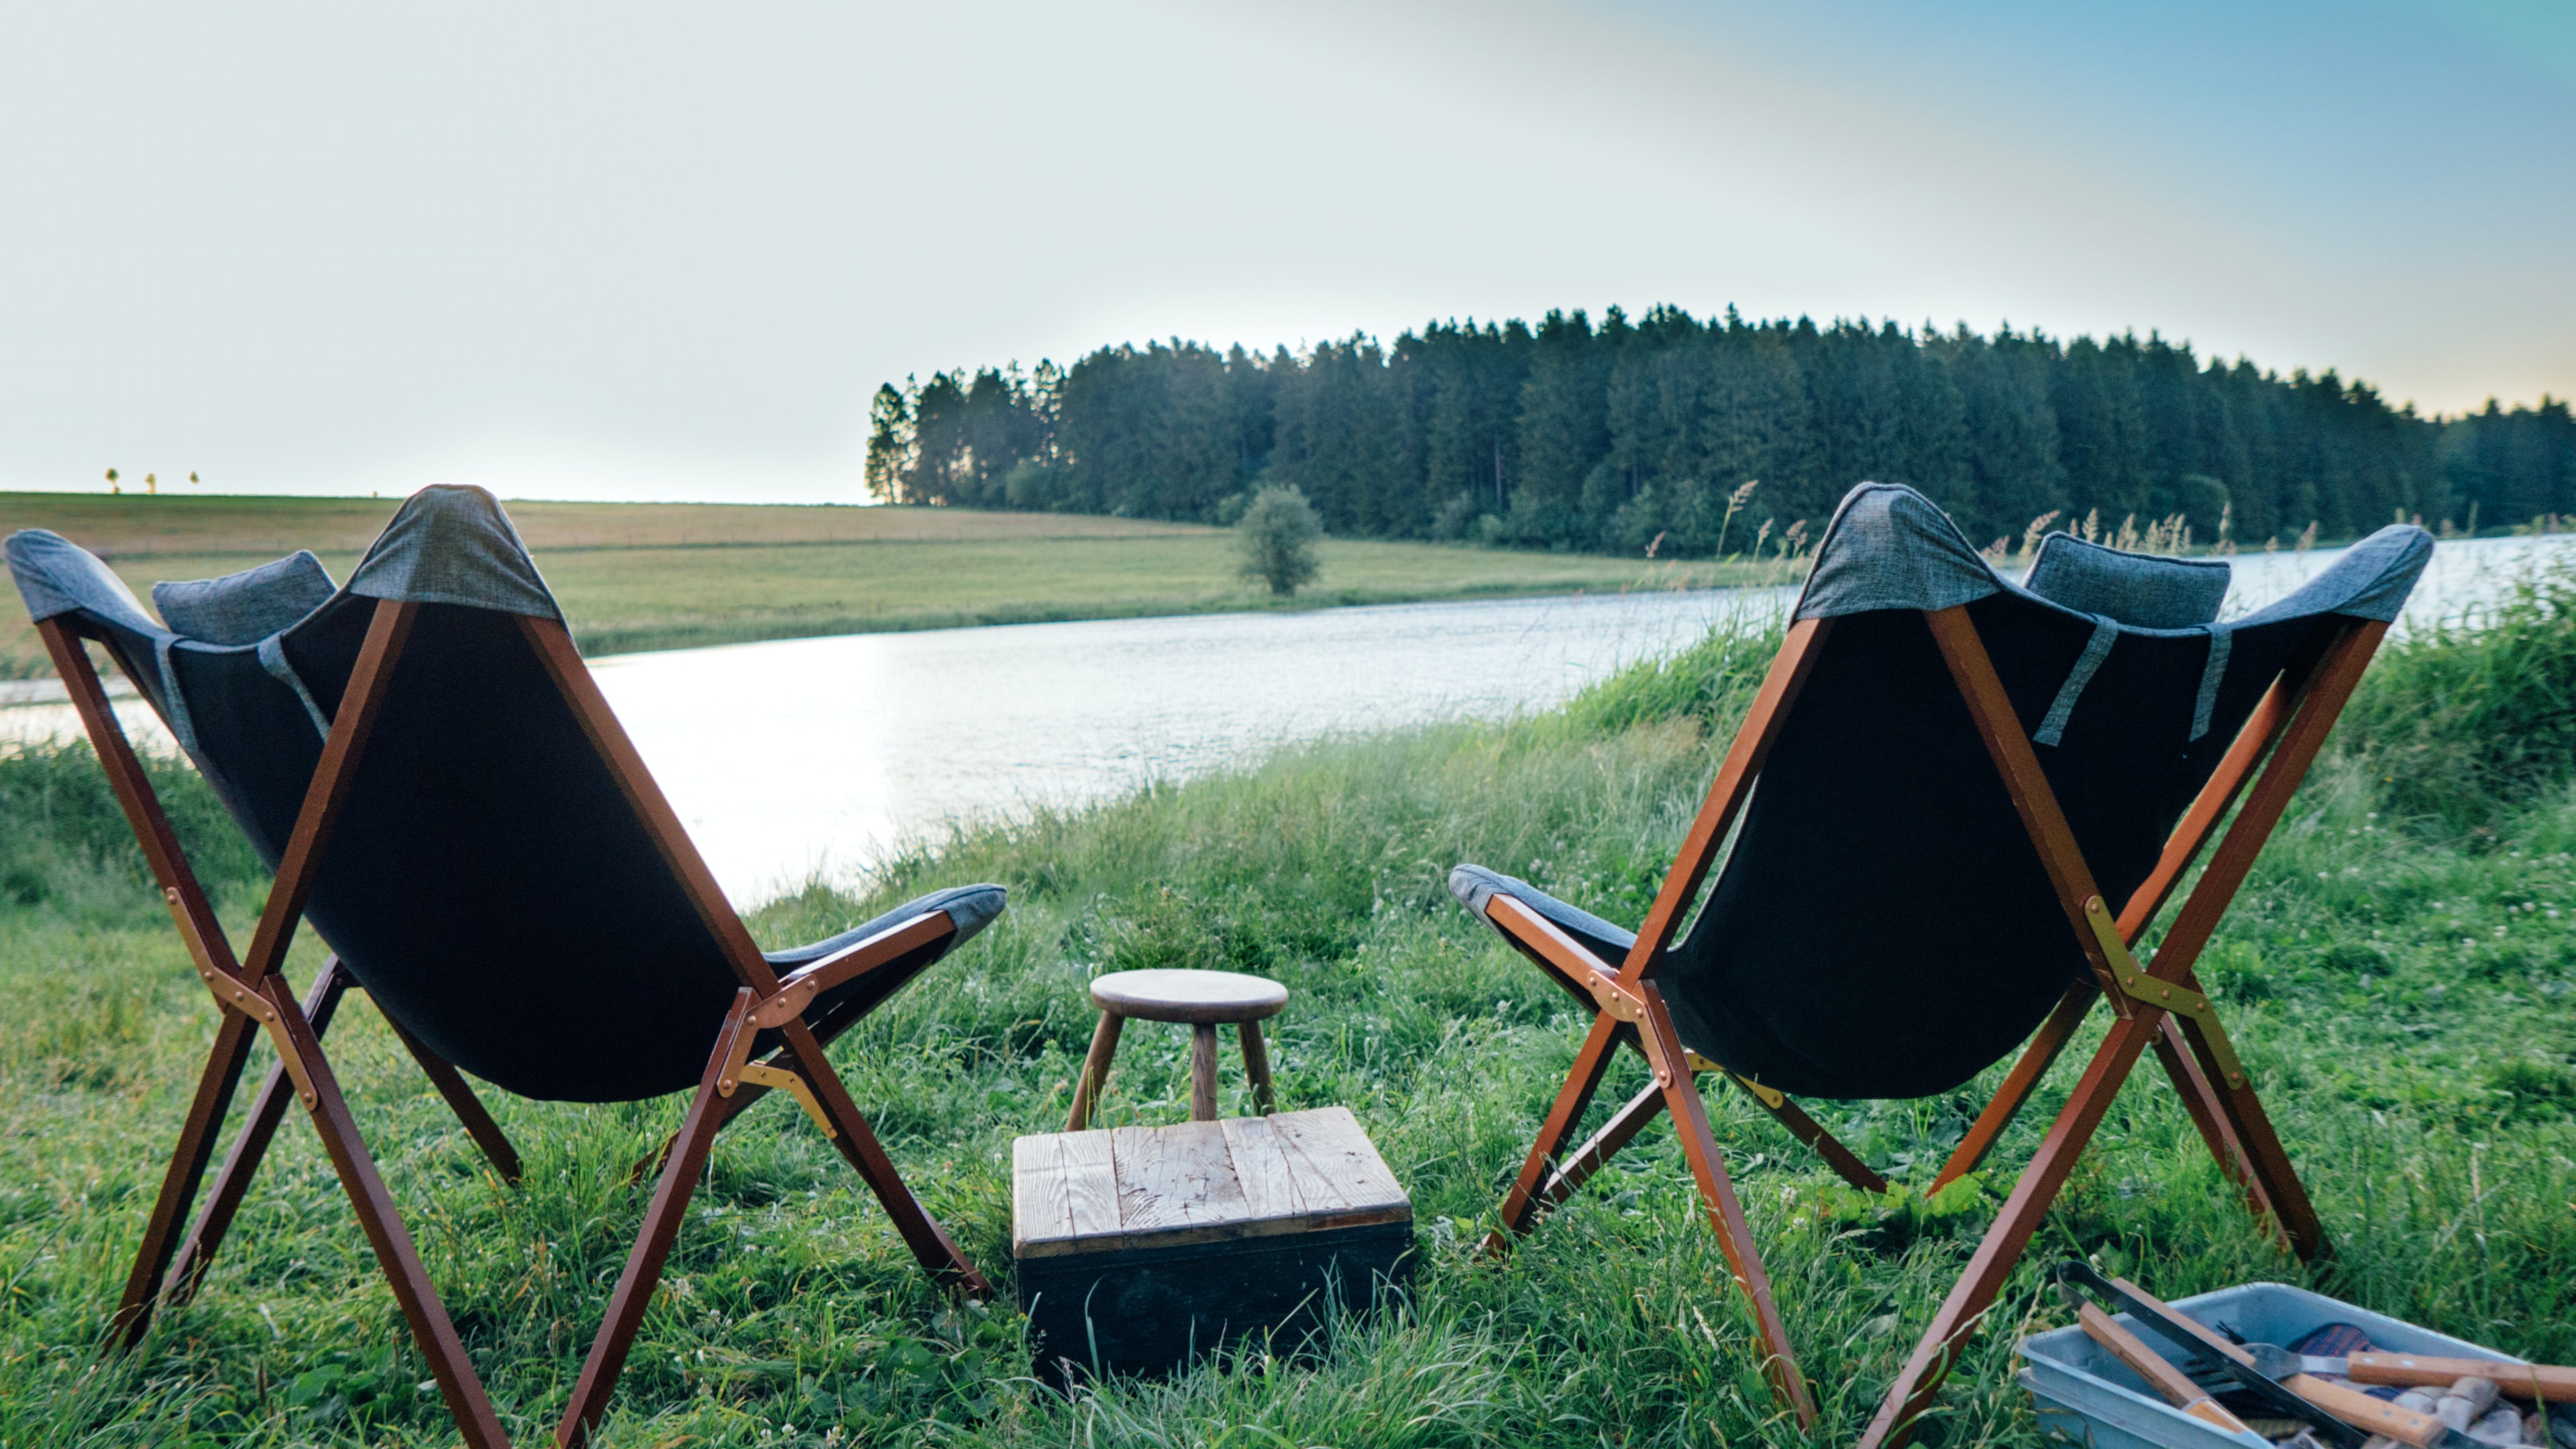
[712,1002,837,1139]
[1582,969,1680,1086]
[1726,1070,1785,1110]
[164,887,318,1107]
[734,1063,837,1139]
[2081,897,2248,1089]
[1676,1049,1785,1108]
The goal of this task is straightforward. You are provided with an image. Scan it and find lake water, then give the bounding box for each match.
[7,533,2568,904]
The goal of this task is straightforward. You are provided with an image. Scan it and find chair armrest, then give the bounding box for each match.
[1477,892,1609,1010]
[749,910,954,1029]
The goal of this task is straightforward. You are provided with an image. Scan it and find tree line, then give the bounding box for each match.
[865,306,2576,553]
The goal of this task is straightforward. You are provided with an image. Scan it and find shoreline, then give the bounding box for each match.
[560,570,1791,659]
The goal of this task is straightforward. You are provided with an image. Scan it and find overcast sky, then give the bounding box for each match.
[3,0,2569,504]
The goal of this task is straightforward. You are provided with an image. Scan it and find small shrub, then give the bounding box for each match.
[1234,484,1324,596]
[1803,1175,1994,1256]
[1430,491,1482,541]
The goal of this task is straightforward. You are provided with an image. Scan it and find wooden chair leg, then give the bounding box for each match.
[1931,982,2096,1191]
[630,976,949,1183]
[383,1014,524,1185]
[1189,1023,1219,1122]
[560,991,749,1449]
[1859,1011,2161,1449]
[1239,1020,1275,1115]
[780,1020,990,1295]
[1488,1013,1624,1250]
[260,975,510,1449]
[1649,1006,1816,1427]
[1741,1083,1888,1194]
[1065,1012,1124,1132]
[2165,1010,2324,1259]
[625,985,941,1187]
[1540,1078,1664,1207]
[2149,1014,2280,1240]
[113,1012,261,1346]
[166,962,354,1309]
[1536,1069,1888,1210]
[628,1042,780,1185]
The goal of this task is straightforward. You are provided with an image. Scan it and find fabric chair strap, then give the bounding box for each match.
[2034,615,2119,747]
[151,636,203,761]
[2192,627,2234,742]
[257,635,335,739]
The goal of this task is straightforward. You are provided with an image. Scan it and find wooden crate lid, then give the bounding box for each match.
[1012,1107,1410,1260]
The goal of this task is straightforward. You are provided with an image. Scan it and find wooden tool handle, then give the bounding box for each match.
[2345,1355,2576,1402]
[2073,1303,2257,1436]
[2276,1375,2454,1449]
[2103,1278,2452,1449]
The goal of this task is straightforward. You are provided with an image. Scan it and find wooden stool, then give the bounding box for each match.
[1065,969,1287,1130]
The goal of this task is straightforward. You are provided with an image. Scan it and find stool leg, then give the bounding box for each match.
[1067,1012,1124,1132]
[1189,1023,1220,1122]
[1240,1020,1275,1116]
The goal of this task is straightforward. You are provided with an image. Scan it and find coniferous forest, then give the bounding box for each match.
[867,306,2576,555]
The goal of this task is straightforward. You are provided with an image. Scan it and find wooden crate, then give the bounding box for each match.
[1012,1106,1412,1379]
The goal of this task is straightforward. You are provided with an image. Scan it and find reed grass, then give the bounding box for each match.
[0,559,2571,1446]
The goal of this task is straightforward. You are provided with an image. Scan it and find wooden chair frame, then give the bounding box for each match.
[40,600,991,1449]
[1475,605,2384,1442]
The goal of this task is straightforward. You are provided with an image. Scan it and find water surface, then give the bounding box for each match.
[7,533,2567,903]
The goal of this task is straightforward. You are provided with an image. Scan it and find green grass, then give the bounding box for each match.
[0,493,1781,676]
[1,562,2571,1447]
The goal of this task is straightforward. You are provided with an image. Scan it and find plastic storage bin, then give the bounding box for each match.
[2017,1280,2522,1449]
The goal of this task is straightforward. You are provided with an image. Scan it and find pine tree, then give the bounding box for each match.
[879,304,2532,555]
[1510,310,1613,545]
[863,384,912,504]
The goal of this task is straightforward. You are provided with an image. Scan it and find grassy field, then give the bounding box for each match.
[0,494,1773,675]
[0,560,2570,1447]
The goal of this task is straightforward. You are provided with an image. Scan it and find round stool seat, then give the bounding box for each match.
[1088,969,1287,1024]
[1067,971,1290,1128]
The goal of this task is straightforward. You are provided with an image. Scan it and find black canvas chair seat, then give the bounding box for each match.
[7,486,1004,1448]
[1455,483,2428,1442]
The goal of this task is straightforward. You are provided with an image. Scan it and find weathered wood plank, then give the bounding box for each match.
[1061,1128,1122,1242]
[1015,1109,1408,1257]
[1273,1108,1408,1222]
[1011,1134,1064,1252]
[1218,1115,1307,1220]
[1014,1129,1124,1254]
[1112,1121,1246,1233]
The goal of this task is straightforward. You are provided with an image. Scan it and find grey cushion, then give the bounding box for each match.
[346,485,561,620]
[765,883,1010,970]
[1794,484,2002,621]
[1448,865,1636,967]
[154,552,336,645]
[1792,482,2429,629]
[4,528,163,633]
[2025,534,2229,629]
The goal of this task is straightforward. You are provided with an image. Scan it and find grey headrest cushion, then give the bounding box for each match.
[2025,534,2229,629]
[152,551,336,645]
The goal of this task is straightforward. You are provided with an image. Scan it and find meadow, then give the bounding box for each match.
[0,555,2570,1447]
[0,494,1762,676]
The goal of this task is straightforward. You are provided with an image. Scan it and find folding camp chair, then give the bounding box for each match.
[6,486,1007,1449]
[1450,483,2430,1444]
